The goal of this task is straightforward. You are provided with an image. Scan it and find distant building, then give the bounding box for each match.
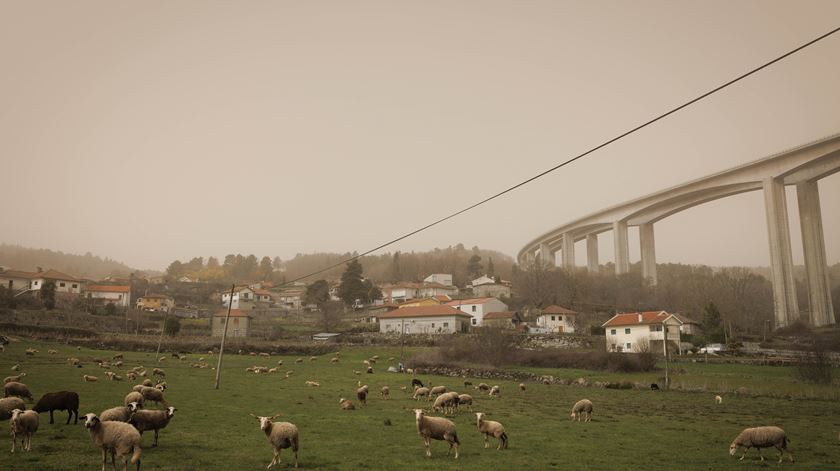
[85,285,131,308]
[30,270,83,294]
[378,305,472,334]
[482,311,523,329]
[535,305,578,334]
[602,311,682,355]
[312,332,341,342]
[398,297,443,309]
[219,286,271,309]
[382,282,458,304]
[672,313,703,336]
[136,294,175,312]
[211,309,252,337]
[445,297,509,327]
[423,274,453,286]
[0,269,39,292]
[472,283,510,298]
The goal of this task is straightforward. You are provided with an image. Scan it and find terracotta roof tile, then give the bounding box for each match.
[483,311,518,320]
[542,305,577,315]
[445,297,498,306]
[378,305,473,319]
[602,311,682,327]
[86,285,130,293]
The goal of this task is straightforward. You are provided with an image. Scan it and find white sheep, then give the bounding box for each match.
[432,392,460,415]
[457,394,473,412]
[729,426,793,463]
[476,412,508,450]
[380,386,390,399]
[138,386,167,408]
[100,402,140,423]
[429,385,447,397]
[715,395,723,404]
[413,387,430,401]
[128,406,176,447]
[83,375,98,382]
[518,383,526,391]
[124,392,145,408]
[413,409,459,459]
[304,381,320,387]
[488,385,500,398]
[339,398,355,410]
[83,413,142,471]
[3,373,27,384]
[250,413,300,468]
[570,399,593,422]
[3,382,33,402]
[0,397,26,420]
[10,409,38,452]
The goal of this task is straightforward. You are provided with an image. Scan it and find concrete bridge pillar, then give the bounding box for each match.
[639,223,657,285]
[796,180,835,326]
[586,234,599,274]
[763,177,799,327]
[538,242,554,267]
[613,220,630,275]
[561,233,575,271]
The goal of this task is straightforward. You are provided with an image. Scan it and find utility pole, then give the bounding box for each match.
[214,284,236,390]
[155,309,169,357]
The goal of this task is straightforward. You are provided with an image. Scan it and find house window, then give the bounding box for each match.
[431,323,435,328]
[551,315,555,321]
[60,282,66,287]
[650,325,662,332]
[443,322,449,328]
[72,284,78,289]
[559,316,563,321]
[625,328,631,334]
[610,329,616,335]
[626,343,631,349]
[471,306,476,312]
[471,318,477,325]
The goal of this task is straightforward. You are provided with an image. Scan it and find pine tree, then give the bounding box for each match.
[338,260,367,306]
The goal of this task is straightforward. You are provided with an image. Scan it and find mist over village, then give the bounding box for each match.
[1,1,839,470]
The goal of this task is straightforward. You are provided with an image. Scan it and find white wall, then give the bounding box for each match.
[88,291,130,307]
[605,319,681,353]
[380,316,466,334]
[536,314,576,334]
[424,274,453,286]
[452,299,508,326]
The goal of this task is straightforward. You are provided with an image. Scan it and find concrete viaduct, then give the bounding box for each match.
[517,134,840,328]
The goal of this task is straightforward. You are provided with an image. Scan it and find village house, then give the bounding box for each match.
[398,297,443,308]
[84,285,131,308]
[423,273,453,286]
[0,268,39,292]
[673,313,703,336]
[274,286,306,310]
[219,286,271,309]
[362,303,399,323]
[136,294,175,312]
[211,309,252,337]
[28,269,84,294]
[602,311,683,355]
[378,305,472,334]
[535,305,578,334]
[445,297,508,327]
[470,275,511,298]
[482,311,523,329]
[382,283,420,303]
[418,282,459,298]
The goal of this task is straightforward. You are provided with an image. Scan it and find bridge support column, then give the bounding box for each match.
[561,233,575,271]
[640,223,657,285]
[586,234,599,274]
[796,180,835,326]
[763,177,799,328]
[613,220,630,275]
[538,243,554,267]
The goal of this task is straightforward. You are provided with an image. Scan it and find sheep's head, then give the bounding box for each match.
[83,413,100,429]
[127,402,140,413]
[10,409,23,421]
[475,412,485,425]
[250,413,280,431]
[729,443,739,456]
[166,407,177,417]
[570,411,576,421]
[413,409,424,421]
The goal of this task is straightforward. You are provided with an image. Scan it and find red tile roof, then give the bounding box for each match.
[252,288,272,296]
[433,295,452,302]
[542,305,577,315]
[483,311,518,320]
[378,305,473,319]
[602,311,682,328]
[35,269,79,281]
[0,269,38,279]
[213,309,252,318]
[86,285,130,293]
[445,297,498,306]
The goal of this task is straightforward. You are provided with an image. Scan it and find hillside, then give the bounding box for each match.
[0,243,138,279]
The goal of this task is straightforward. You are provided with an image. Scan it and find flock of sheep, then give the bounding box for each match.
[1,344,798,469]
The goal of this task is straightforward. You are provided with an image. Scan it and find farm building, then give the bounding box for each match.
[482,311,523,329]
[136,294,175,312]
[84,285,131,308]
[445,297,508,326]
[535,305,578,334]
[378,305,472,334]
[602,311,682,355]
[211,309,253,337]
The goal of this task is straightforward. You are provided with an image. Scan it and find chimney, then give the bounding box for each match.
[638,313,643,323]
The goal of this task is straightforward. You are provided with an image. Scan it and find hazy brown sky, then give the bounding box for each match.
[2,0,839,272]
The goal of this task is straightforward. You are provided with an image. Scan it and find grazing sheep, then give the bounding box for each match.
[32,391,80,424]
[83,413,142,471]
[432,392,460,415]
[84,375,99,383]
[400,386,408,393]
[729,426,793,463]
[157,356,166,363]
[100,402,140,423]
[10,409,39,452]
[463,380,473,388]
[126,372,137,381]
[339,398,355,410]
[128,406,176,447]
[366,366,374,374]
[295,358,303,364]
[356,387,368,405]
[715,395,723,404]
[309,356,317,362]
[650,383,660,391]
[67,358,81,366]
[276,360,284,366]
[250,413,300,468]
[141,378,153,387]
[488,385,500,398]
[518,383,526,392]
[4,382,33,402]
[413,387,430,401]
[0,397,26,420]
[259,352,271,358]
[380,386,390,399]
[4,373,27,384]
[11,364,20,372]
[413,409,459,459]
[330,357,339,363]
[476,412,508,449]
[137,387,167,408]
[458,394,473,412]
[285,371,294,378]
[411,379,424,389]
[48,349,58,354]
[304,381,320,387]
[430,386,447,397]
[268,368,278,374]
[124,392,145,408]
[25,348,38,356]
[475,383,490,392]
[112,354,124,360]
[570,399,593,422]
[152,368,165,378]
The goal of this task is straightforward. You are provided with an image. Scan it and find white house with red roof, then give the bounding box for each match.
[535,305,578,334]
[220,286,272,309]
[445,297,508,327]
[85,285,131,308]
[602,311,683,355]
[30,269,84,294]
[378,305,472,334]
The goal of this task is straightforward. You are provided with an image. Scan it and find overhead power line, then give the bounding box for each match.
[280,25,840,287]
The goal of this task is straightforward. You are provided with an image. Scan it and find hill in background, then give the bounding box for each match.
[0,243,139,279]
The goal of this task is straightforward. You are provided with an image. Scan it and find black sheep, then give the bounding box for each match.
[33,391,79,424]
[411,378,424,388]
[650,383,660,391]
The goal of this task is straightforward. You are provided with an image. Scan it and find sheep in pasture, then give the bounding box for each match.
[0,397,26,421]
[157,356,166,363]
[259,352,270,358]
[400,386,408,393]
[366,366,374,374]
[458,394,473,412]
[124,392,145,408]
[650,383,660,391]
[250,413,300,468]
[304,381,320,387]
[268,368,278,374]
[4,373,27,384]
[488,385,500,398]
[4,382,33,402]
[114,361,124,367]
[414,409,459,459]
[141,378,153,386]
[83,413,142,471]
[330,357,339,363]
[352,370,361,375]
[295,358,303,364]
[32,391,79,424]
[100,402,140,423]
[413,387,430,401]
[432,392,460,415]
[380,386,390,399]
[112,354,124,360]
[276,360,284,366]
[111,374,124,382]
[475,383,490,392]
[154,382,167,391]
[67,358,81,366]
[476,412,508,450]
[129,406,177,447]
[48,349,58,354]
[518,383,526,392]
[411,378,424,389]
[729,426,793,463]
[356,386,368,405]
[430,385,447,397]
[309,356,317,362]
[138,387,167,408]
[715,395,723,404]
[10,409,38,452]
[25,348,38,356]
[570,399,593,422]
[126,372,137,381]
[152,368,165,378]
[83,375,98,382]
[463,379,473,388]
[339,398,355,410]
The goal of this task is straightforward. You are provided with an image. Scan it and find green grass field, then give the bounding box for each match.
[1,339,839,470]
